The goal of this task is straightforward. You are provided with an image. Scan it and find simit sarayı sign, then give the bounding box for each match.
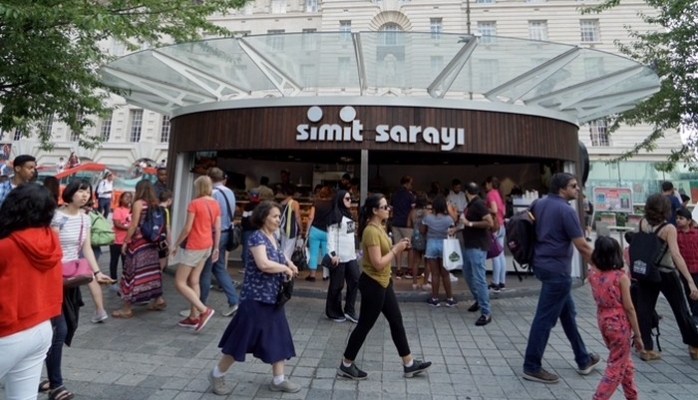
[296,106,465,151]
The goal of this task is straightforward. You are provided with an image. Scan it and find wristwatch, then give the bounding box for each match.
[468,222,473,227]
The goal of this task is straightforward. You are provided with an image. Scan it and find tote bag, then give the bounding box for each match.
[443,237,463,271]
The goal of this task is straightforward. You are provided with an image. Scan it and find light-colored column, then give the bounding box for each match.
[360,149,368,206]
[564,161,583,279]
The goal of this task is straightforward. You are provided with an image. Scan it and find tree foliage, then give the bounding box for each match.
[0,0,249,150]
[583,0,698,170]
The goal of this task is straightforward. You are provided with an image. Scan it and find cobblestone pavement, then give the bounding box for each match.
[4,273,698,400]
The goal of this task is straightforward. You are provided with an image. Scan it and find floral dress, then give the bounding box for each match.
[588,268,637,400]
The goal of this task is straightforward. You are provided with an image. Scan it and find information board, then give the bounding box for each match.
[592,187,634,213]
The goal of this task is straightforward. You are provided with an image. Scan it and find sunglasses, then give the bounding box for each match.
[378,205,391,210]
[343,196,351,200]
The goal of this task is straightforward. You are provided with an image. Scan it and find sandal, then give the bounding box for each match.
[49,386,74,400]
[111,309,133,318]
[38,380,50,393]
[147,301,167,311]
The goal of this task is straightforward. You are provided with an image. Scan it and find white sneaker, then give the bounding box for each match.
[422,283,432,290]
[449,273,458,282]
[91,309,108,323]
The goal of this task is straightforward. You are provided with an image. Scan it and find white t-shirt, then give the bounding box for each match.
[51,210,90,263]
[327,215,357,262]
[56,161,65,172]
[447,190,467,214]
[97,179,113,199]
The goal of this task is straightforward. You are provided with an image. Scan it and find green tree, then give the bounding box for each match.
[583,0,698,171]
[0,0,249,150]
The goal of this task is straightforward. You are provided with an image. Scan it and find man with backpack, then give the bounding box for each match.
[522,173,600,384]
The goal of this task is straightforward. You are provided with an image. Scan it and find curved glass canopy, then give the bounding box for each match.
[100,32,659,123]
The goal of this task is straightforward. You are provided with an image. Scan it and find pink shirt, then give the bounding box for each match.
[112,206,131,245]
[486,189,505,225]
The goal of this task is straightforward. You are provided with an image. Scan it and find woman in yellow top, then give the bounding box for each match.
[337,194,432,380]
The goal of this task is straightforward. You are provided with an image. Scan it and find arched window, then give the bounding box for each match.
[379,23,403,46]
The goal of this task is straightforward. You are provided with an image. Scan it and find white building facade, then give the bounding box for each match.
[4,0,681,201]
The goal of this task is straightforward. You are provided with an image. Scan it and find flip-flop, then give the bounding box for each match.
[111,309,133,318]
[48,386,74,400]
[38,380,50,393]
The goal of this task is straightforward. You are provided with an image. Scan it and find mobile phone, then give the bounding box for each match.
[330,251,337,257]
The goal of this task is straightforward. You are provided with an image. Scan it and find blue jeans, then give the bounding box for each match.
[199,231,239,306]
[523,267,591,372]
[308,226,327,270]
[97,197,111,218]
[47,313,68,389]
[462,248,490,316]
[491,226,506,284]
[242,230,253,269]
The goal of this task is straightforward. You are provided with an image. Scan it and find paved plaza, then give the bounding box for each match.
[4,271,698,400]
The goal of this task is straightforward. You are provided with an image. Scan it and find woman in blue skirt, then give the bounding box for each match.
[209,201,300,395]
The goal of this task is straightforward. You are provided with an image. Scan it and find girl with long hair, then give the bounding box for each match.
[337,194,432,381]
[171,176,221,332]
[114,180,165,318]
[325,189,360,322]
[484,176,507,292]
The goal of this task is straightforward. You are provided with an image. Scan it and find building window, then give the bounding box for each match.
[270,0,286,14]
[129,109,143,143]
[305,0,318,12]
[266,30,285,51]
[589,119,609,146]
[580,19,600,42]
[100,116,111,142]
[340,21,352,43]
[338,57,351,86]
[477,22,496,44]
[476,0,494,3]
[111,40,126,57]
[528,21,548,41]
[70,112,83,142]
[525,0,546,3]
[302,29,317,51]
[430,18,443,39]
[379,23,403,46]
[430,56,444,77]
[13,128,21,141]
[41,116,54,137]
[160,115,170,143]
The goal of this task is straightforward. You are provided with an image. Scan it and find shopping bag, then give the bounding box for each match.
[443,237,463,271]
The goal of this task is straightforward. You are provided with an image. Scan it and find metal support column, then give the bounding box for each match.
[360,149,369,206]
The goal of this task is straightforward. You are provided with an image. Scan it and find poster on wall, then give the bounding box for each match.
[593,187,634,213]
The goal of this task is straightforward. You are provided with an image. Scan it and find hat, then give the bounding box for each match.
[249,189,260,202]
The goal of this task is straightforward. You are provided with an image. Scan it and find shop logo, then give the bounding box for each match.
[296,106,364,142]
[296,106,466,151]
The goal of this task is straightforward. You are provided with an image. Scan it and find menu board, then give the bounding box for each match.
[593,187,634,213]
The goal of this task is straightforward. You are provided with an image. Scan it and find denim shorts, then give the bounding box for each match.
[425,239,444,259]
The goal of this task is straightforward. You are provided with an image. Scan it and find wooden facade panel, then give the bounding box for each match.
[171,106,579,161]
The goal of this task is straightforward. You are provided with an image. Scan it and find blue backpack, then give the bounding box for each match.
[140,205,167,243]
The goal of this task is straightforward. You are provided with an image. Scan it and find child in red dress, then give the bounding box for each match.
[589,236,643,400]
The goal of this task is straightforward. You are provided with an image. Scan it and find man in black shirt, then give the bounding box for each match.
[459,182,493,326]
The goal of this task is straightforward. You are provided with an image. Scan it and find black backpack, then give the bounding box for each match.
[505,202,538,267]
[629,221,668,283]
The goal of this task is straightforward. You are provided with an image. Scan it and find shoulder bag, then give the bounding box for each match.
[216,189,241,251]
[62,214,94,288]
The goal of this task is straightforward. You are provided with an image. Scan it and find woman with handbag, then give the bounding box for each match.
[421,195,458,307]
[484,176,507,292]
[0,185,63,400]
[337,194,432,381]
[45,180,112,400]
[208,201,300,396]
[113,180,166,318]
[633,194,698,361]
[170,176,221,332]
[325,190,360,323]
